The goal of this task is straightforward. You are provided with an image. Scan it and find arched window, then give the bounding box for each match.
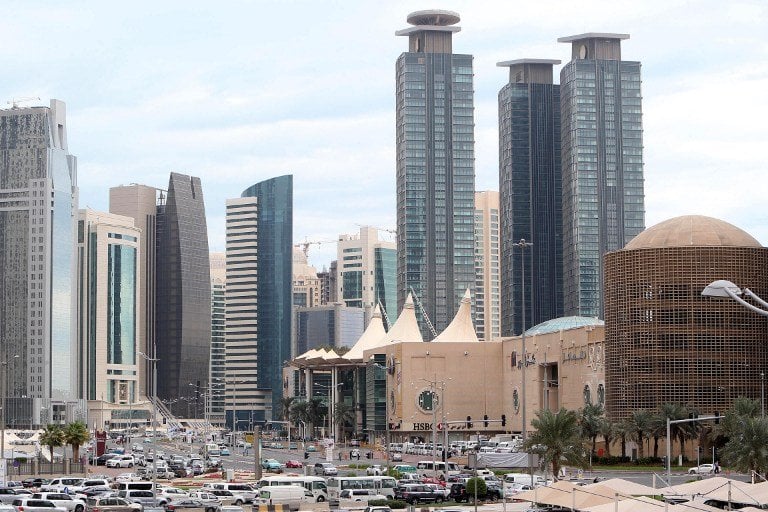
[597,384,605,406]
[583,385,592,405]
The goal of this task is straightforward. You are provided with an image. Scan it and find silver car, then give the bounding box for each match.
[11,499,68,512]
[30,494,85,512]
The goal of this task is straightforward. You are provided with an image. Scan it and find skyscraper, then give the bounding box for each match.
[473,191,500,341]
[395,10,475,337]
[156,172,211,418]
[497,59,564,336]
[559,33,645,318]
[209,252,226,427]
[0,100,80,426]
[337,226,397,326]
[233,175,293,423]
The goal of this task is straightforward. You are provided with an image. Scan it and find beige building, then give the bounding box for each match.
[474,191,501,340]
[293,247,323,308]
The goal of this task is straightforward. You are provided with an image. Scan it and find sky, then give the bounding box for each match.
[2,0,766,269]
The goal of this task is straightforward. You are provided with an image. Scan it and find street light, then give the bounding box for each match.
[512,239,533,448]
[137,346,158,495]
[370,358,392,467]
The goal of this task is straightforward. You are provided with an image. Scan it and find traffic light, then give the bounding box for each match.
[304,451,309,459]
[366,452,372,459]
[466,416,472,428]
[501,414,506,427]
[714,411,720,424]
[483,415,489,427]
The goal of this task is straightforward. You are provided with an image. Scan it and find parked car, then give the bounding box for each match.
[313,463,337,476]
[40,480,86,494]
[21,480,49,490]
[106,457,135,469]
[164,498,219,512]
[186,492,220,509]
[84,496,141,512]
[0,505,14,512]
[394,484,440,504]
[688,464,715,475]
[339,490,388,502]
[206,490,246,506]
[30,494,86,512]
[366,465,384,476]
[219,448,230,456]
[91,455,118,467]
[10,499,67,512]
[284,460,302,469]
[0,490,19,505]
[116,490,159,509]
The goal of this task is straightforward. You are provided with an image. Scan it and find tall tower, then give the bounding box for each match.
[473,191,500,341]
[0,100,79,426]
[559,33,645,318]
[395,10,475,337]
[497,59,564,336]
[209,252,226,427]
[238,175,293,422]
[155,172,211,418]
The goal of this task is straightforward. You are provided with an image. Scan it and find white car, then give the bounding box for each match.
[106,456,135,468]
[366,465,384,476]
[688,463,715,475]
[30,494,85,512]
[115,474,141,484]
[339,490,387,502]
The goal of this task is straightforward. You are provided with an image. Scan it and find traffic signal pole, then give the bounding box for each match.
[666,414,719,483]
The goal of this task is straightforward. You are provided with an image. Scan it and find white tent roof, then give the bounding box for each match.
[431,289,479,343]
[662,476,737,497]
[381,293,423,344]
[586,478,671,496]
[699,479,768,507]
[343,305,388,362]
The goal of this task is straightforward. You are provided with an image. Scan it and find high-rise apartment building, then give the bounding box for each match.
[497,59,564,336]
[0,100,81,427]
[109,184,159,398]
[156,173,211,418]
[76,210,141,409]
[559,33,645,318]
[293,247,322,308]
[208,252,226,427]
[395,10,475,338]
[294,304,365,355]
[229,175,293,423]
[337,227,397,326]
[473,191,500,341]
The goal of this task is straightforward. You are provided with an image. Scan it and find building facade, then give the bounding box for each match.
[395,10,475,338]
[238,175,293,422]
[497,60,563,337]
[604,216,768,420]
[294,304,365,355]
[109,183,159,398]
[337,226,397,325]
[559,33,645,318]
[473,191,500,341]
[156,172,211,418]
[293,247,322,308]
[209,252,226,427]
[0,100,81,427]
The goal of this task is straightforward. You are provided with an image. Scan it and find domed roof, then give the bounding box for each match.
[624,215,762,250]
[524,316,604,336]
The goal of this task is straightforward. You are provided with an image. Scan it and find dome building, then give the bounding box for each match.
[604,215,768,420]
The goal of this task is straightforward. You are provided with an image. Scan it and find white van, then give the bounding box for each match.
[202,483,258,503]
[415,461,460,478]
[257,486,312,509]
[503,473,547,487]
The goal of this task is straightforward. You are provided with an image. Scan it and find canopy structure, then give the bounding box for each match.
[515,480,618,508]
[431,289,479,343]
[381,293,423,344]
[342,305,388,362]
[697,479,768,508]
[583,495,721,512]
[586,478,671,496]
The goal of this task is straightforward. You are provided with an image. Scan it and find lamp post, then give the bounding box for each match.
[512,239,533,457]
[2,354,19,478]
[137,346,158,495]
[369,358,392,468]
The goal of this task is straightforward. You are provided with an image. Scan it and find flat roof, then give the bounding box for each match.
[557,32,629,42]
[396,25,461,36]
[406,9,460,26]
[496,59,561,67]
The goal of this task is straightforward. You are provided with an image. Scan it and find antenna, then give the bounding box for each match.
[409,287,437,338]
[7,96,40,109]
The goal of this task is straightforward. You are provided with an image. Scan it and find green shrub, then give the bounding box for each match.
[369,499,405,509]
[465,477,487,497]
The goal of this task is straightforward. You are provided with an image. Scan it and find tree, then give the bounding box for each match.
[281,397,295,422]
[721,416,768,478]
[650,413,667,459]
[465,477,487,502]
[658,403,687,458]
[524,408,586,479]
[64,421,90,461]
[332,401,356,435]
[598,417,615,457]
[306,397,326,437]
[625,409,653,459]
[615,420,629,458]
[290,401,309,438]
[39,424,65,462]
[579,403,604,456]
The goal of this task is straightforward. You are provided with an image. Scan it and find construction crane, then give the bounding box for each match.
[7,96,40,109]
[295,238,336,258]
[355,223,397,235]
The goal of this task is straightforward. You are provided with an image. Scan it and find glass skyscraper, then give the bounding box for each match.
[395,10,475,337]
[559,33,645,318]
[0,100,79,425]
[156,172,211,418]
[497,60,564,336]
[238,175,293,422]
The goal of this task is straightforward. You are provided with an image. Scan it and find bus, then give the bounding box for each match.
[415,460,461,478]
[326,476,398,500]
[257,476,328,502]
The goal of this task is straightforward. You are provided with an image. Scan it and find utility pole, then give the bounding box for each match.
[254,426,262,479]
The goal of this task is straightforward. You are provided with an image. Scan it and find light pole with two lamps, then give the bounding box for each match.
[512,238,533,475]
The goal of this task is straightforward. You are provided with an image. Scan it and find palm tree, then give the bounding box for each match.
[332,401,356,436]
[625,409,653,459]
[716,397,761,440]
[721,416,768,478]
[649,412,667,459]
[615,420,629,458]
[281,397,295,422]
[658,403,687,458]
[39,424,65,461]
[290,401,310,438]
[306,397,326,437]
[579,403,604,456]
[524,408,586,479]
[64,421,90,461]
[598,417,615,457]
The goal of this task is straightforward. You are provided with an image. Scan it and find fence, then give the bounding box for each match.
[2,458,86,478]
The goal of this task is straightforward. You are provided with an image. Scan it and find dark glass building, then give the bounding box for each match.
[395,10,475,338]
[156,172,211,418]
[497,60,563,336]
[294,304,364,355]
[559,33,645,318]
[241,175,293,422]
